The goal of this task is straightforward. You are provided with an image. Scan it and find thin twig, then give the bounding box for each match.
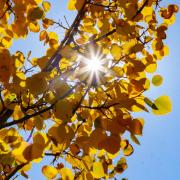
[0,84,78,130]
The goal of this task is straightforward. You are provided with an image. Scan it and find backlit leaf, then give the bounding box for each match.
[92,162,105,179]
[68,0,76,10]
[110,44,121,60]
[42,165,58,179]
[42,1,51,12]
[59,168,74,180]
[152,95,172,115]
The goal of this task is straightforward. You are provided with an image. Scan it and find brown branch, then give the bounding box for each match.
[43,0,88,72]
[72,86,90,114]
[74,29,116,50]
[132,0,149,20]
[0,105,53,130]
[0,84,78,130]
[44,0,150,72]
[45,152,61,157]
[3,0,151,130]
[80,102,119,110]
[64,16,70,28]
[88,2,116,12]
[5,163,27,180]
[52,20,69,30]
[45,151,82,161]
[0,88,5,114]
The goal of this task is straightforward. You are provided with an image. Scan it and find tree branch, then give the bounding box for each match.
[43,0,88,72]
[0,84,78,130]
[44,0,150,72]
[132,0,149,20]
[4,163,27,180]
[80,102,119,110]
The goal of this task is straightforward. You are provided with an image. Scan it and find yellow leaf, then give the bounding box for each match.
[42,165,58,179]
[68,0,76,10]
[164,14,176,25]
[34,0,43,4]
[47,32,59,48]
[92,162,105,178]
[13,105,24,120]
[59,168,74,180]
[29,22,40,32]
[121,140,134,156]
[152,95,172,115]
[142,7,153,23]
[152,75,163,86]
[0,139,9,154]
[68,0,85,10]
[42,1,51,12]
[112,66,124,77]
[22,163,32,172]
[12,142,29,163]
[110,44,121,60]
[122,39,137,54]
[161,45,169,57]
[1,36,13,48]
[145,63,157,73]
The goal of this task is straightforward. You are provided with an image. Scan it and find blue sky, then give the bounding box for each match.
[10,0,180,179]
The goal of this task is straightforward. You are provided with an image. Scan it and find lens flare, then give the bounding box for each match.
[76,49,108,85]
[86,57,102,72]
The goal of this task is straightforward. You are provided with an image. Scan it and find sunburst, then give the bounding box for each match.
[77,48,108,85]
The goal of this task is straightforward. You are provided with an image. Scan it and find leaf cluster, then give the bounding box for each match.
[0,0,178,179]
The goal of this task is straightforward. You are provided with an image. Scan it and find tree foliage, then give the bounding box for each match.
[0,0,178,179]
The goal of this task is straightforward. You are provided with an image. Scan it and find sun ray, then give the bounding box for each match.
[77,52,107,85]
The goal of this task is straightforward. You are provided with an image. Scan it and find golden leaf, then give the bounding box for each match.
[92,162,105,179]
[59,168,74,180]
[110,44,121,60]
[42,165,58,179]
[42,1,51,12]
[152,95,172,115]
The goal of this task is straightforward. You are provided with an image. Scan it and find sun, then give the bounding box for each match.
[86,56,103,73]
[76,49,108,85]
